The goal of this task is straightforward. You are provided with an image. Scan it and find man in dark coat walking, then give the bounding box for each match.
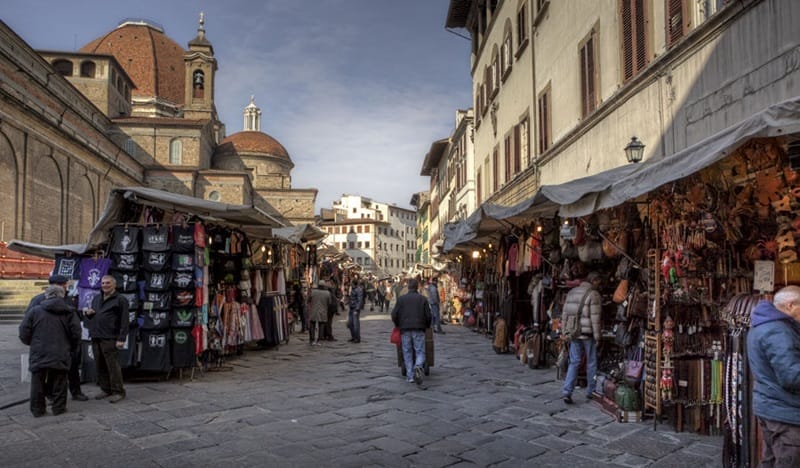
[19,285,81,417]
[391,279,432,385]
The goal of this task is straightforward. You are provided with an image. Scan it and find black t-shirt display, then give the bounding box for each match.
[142,225,169,252]
[142,251,170,272]
[171,328,195,368]
[110,226,141,254]
[140,330,171,372]
[171,224,195,253]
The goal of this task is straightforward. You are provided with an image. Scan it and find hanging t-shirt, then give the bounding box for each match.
[171,224,195,253]
[143,271,171,292]
[111,252,139,272]
[141,308,170,330]
[117,328,138,369]
[120,292,139,313]
[143,291,171,310]
[139,330,171,372]
[142,251,170,272]
[142,225,170,252]
[110,226,141,254]
[172,253,194,272]
[171,308,196,328]
[172,271,193,290]
[171,328,195,368]
[77,286,101,311]
[507,243,519,273]
[111,270,139,293]
[54,254,80,280]
[193,223,207,248]
[173,290,195,308]
[78,258,112,289]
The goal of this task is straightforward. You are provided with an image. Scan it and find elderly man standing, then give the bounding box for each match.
[307,280,332,346]
[19,285,81,417]
[84,275,129,403]
[392,279,432,386]
[748,285,800,467]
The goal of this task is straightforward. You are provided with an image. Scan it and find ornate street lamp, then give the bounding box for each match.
[624,136,645,163]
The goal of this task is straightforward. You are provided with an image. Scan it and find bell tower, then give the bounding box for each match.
[184,12,217,120]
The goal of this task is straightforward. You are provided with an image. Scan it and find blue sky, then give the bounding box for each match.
[2,0,472,211]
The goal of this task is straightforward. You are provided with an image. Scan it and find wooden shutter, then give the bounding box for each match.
[580,34,596,117]
[621,0,648,82]
[667,0,685,46]
[514,124,521,173]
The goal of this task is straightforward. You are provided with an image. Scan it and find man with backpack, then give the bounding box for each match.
[561,271,603,404]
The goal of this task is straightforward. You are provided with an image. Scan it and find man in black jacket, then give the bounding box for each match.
[84,275,129,403]
[19,285,81,417]
[391,279,432,385]
[25,275,89,401]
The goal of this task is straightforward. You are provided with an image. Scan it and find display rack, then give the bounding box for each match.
[644,248,662,427]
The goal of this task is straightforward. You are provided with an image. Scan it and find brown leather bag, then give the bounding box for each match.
[612,279,629,304]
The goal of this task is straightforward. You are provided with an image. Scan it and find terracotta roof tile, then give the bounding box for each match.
[81,23,185,105]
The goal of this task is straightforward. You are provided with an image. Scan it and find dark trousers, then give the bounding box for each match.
[759,417,800,468]
[68,346,82,396]
[92,339,125,396]
[30,368,67,415]
[324,308,335,339]
[308,321,325,343]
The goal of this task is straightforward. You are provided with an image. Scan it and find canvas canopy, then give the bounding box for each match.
[443,96,800,252]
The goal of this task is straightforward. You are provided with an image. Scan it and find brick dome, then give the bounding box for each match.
[80,20,185,105]
[218,131,291,162]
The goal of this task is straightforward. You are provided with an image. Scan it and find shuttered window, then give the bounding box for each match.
[492,147,499,192]
[513,123,522,173]
[579,30,597,118]
[504,133,512,182]
[477,171,483,205]
[620,0,648,82]
[667,0,687,47]
[537,85,551,154]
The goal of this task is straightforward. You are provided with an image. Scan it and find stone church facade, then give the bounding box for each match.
[0,15,316,248]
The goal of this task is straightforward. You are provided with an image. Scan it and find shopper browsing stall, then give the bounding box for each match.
[561,271,603,405]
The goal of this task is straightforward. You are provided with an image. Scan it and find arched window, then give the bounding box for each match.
[193,70,205,98]
[80,61,96,78]
[169,139,182,165]
[52,59,73,77]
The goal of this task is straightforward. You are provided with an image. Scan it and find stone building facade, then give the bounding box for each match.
[0,15,316,252]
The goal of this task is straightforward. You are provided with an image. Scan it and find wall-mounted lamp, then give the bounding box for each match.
[472,250,480,259]
[624,136,645,163]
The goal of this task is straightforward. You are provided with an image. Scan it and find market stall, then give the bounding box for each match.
[9,186,306,378]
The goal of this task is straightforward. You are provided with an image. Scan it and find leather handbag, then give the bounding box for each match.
[390,327,401,345]
[612,279,629,304]
[625,346,644,382]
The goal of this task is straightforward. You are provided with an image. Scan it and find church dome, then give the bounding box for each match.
[217,131,292,163]
[80,19,185,105]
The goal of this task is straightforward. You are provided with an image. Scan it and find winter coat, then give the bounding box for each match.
[19,297,81,372]
[307,287,331,323]
[561,281,601,341]
[392,290,432,331]
[747,300,800,426]
[86,291,130,341]
[349,286,364,311]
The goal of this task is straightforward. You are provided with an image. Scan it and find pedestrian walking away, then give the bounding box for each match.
[747,285,800,467]
[84,275,130,403]
[561,271,602,404]
[391,278,432,385]
[347,279,364,343]
[428,277,444,334]
[307,280,331,346]
[19,284,82,417]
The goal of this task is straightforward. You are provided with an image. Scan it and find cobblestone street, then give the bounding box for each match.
[0,309,720,467]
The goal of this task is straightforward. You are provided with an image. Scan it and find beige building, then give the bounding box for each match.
[324,195,417,276]
[0,15,316,251]
[445,0,800,207]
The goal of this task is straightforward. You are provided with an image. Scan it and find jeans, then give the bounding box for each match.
[759,417,800,467]
[430,303,441,329]
[561,337,597,397]
[347,307,360,340]
[30,368,68,415]
[401,330,426,379]
[92,339,125,396]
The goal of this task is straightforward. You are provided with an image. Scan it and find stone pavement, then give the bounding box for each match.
[0,307,721,467]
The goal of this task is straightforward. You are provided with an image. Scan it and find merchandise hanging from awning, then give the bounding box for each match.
[85,187,289,251]
[560,96,800,217]
[444,96,800,252]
